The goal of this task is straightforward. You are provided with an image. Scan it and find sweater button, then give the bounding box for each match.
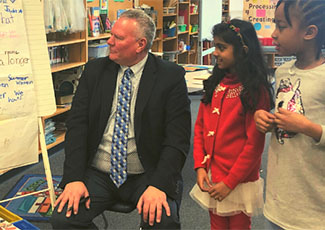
[212,107,220,115]
[207,131,215,136]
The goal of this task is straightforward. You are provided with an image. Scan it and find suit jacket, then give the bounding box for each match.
[60,53,191,199]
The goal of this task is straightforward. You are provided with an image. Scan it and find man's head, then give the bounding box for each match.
[107,9,156,66]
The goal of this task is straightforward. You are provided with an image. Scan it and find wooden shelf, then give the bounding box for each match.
[43,106,71,120]
[178,31,189,35]
[41,130,66,153]
[163,13,177,17]
[88,33,111,41]
[163,36,177,41]
[51,61,86,73]
[47,39,86,47]
[190,31,198,35]
[178,50,188,55]
[162,0,200,64]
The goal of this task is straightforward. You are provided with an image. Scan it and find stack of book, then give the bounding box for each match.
[48,46,68,66]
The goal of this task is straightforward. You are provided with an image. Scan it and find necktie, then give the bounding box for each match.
[110,68,132,187]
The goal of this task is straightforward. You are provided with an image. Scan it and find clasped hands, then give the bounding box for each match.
[54,182,169,227]
[254,108,310,134]
[196,168,231,201]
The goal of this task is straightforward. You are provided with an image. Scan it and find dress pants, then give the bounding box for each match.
[50,167,181,229]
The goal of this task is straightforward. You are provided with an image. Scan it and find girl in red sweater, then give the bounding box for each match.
[190,19,274,230]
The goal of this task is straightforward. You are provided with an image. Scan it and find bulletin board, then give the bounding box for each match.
[243,0,278,37]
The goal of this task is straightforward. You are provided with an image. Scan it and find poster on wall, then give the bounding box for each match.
[243,0,278,37]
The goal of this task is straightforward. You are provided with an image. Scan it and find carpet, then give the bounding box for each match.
[1,174,62,221]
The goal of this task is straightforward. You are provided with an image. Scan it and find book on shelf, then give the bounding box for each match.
[88,7,101,37]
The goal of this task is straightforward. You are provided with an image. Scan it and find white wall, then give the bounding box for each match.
[200,0,222,40]
[229,0,243,19]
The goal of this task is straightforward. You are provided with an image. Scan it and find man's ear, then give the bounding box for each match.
[304,25,318,41]
[136,38,147,53]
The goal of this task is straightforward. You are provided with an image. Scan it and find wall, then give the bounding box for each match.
[200,0,222,40]
[229,0,243,19]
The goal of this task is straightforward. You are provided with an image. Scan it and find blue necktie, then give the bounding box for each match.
[110,68,132,187]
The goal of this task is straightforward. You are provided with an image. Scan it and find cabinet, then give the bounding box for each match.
[138,0,163,53]
[162,0,200,64]
[41,0,111,152]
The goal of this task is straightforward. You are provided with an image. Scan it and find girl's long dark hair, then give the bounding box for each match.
[202,19,274,112]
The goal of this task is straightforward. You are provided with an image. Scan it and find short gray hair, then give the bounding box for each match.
[120,9,156,50]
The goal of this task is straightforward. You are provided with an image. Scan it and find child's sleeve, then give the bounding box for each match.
[193,102,208,170]
[223,88,271,189]
[316,125,325,146]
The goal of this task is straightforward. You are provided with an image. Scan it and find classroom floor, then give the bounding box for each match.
[0,95,270,229]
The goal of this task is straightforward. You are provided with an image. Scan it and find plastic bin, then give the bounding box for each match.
[191,24,198,33]
[178,24,187,32]
[168,7,176,14]
[167,27,176,37]
[163,51,177,62]
[88,43,109,59]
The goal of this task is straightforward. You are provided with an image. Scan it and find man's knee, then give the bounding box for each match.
[50,205,98,229]
[50,207,71,229]
[140,198,180,229]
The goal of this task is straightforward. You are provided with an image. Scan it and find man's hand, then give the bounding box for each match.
[208,181,232,201]
[137,186,170,226]
[254,109,276,133]
[196,168,212,192]
[54,181,90,217]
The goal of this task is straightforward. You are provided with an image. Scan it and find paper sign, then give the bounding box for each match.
[243,0,278,37]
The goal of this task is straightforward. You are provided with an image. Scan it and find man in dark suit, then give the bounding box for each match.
[50,9,191,229]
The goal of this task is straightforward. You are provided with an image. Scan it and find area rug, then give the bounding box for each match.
[1,174,62,221]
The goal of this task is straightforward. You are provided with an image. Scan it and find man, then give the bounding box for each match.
[50,9,191,229]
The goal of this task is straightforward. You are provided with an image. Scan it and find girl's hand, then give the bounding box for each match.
[208,181,232,202]
[274,108,307,133]
[275,108,322,141]
[254,109,276,133]
[196,168,212,192]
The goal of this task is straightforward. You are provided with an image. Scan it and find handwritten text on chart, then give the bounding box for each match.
[0,30,17,39]
[0,4,23,24]
[0,74,33,103]
[0,1,17,5]
[0,50,30,67]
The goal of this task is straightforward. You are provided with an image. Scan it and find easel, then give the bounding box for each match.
[0,119,56,209]
[0,0,57,210]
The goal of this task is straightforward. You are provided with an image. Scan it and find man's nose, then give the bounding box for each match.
[107,36,114,45]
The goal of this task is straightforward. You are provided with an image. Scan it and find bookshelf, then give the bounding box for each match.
[162,0,200,64]
[42,0,111,152]
[139,0,163,53]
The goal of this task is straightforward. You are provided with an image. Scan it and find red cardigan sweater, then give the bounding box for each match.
[193,74,270,190]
